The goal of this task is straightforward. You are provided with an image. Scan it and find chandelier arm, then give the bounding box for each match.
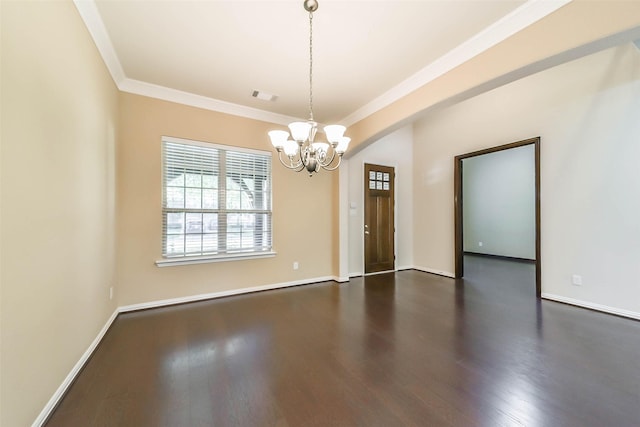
[321,154,343,171]
[321,148,337,167]
[277,151,302,170]
[290,147,307,172]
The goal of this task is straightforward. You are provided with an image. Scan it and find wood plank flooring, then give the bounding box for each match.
[46,256,640,426]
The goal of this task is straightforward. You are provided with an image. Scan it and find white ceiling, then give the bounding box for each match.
[79,0,568,125]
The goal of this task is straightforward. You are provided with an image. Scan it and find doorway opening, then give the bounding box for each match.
[454,137,541,297]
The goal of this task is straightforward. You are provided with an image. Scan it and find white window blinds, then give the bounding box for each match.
[162,136,272,259]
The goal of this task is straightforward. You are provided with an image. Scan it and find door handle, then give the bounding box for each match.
[364,230,370,235]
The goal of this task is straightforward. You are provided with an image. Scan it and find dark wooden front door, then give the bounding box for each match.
[364,163,395,274]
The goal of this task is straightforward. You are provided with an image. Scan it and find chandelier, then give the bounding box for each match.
[268,0,350,175]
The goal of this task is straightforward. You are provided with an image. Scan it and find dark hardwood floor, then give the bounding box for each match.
[46,256,640,426]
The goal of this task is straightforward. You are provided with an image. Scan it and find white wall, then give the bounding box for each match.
[413,43,640,316]
[463,144,535,259]
[346,126,413,276]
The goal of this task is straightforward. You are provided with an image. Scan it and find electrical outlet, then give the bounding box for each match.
[571,275,582,286]
[109,287,114,300]
[478,242,483,247]
[293,262,299,270]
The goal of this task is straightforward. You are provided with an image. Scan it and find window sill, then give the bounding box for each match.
[155,251,277,267]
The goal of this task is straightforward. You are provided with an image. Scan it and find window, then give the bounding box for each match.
[160,136,272,263]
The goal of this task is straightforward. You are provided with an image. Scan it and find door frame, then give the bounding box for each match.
[363,162,396,275]
[454,137,541,297]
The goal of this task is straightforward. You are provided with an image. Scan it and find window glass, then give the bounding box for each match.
[162,137,272,258]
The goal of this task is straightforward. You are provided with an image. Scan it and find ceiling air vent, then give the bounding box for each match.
[252,90,278,102]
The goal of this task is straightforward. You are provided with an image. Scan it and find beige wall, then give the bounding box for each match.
[1,1,119,425]
[413,43,640,315]
[117,93,336,306]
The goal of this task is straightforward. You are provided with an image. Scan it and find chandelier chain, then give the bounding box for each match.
[267,0,349,175]
[308,11,314,121]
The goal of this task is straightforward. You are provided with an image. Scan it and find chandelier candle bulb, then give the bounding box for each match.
[266,0,349,176]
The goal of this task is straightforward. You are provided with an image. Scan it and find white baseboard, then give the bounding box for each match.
[32,308,119,427]
[119,275,338,312]
[349,267,451,278]
[541,293,640,320]
[333,276,350,283]
[412,266,456,278]
[364,269,396,276]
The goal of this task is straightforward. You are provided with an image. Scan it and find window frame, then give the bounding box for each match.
[156,136,275,267]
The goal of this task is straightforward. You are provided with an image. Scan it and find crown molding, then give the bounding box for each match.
[340,0,572,127]
[75,0,571,128]
[73,0,125,86]
[73,0,298,126]
[119,79,299,126]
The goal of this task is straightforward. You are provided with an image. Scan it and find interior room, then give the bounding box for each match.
[2,1,640,425]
